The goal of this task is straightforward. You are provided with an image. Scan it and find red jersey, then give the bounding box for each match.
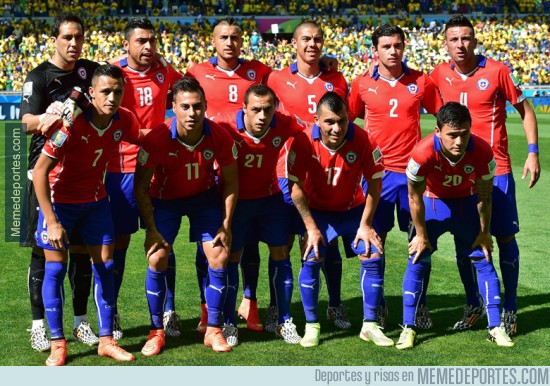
[430,55,524,176]
[348,63,442,173]
[288,123,385,211]
[43,107,140,204]
[406,133,496,199]
[109,58,183,173]
[213,111,305,199]
[267,62,349,122]
[268,62,349,178]
[137,117,238,200]
[186,57,272,117]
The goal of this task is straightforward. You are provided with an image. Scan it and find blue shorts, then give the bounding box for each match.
[363,171,410,234]
[105,172,139,235]
[36,198,114,250]
[304,205,381,260]
[152,188,222,245]
[278,177,293,205]
[491,173,519,237]
[415,195,485,260]
[231,192,290,252]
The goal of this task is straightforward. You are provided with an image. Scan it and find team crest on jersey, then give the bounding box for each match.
[113,129,123,142]
[463,164,475,174]
[137,148,149,165]
[78,67,87,80]
[407,83,419,94]
[372,146,383,165]
[325,82,334,92]
[247,70,257,81]
[407,158,421,176]
[477,78,490,91]
[345,151,357,164]
[40,231,49,244]
[203,149,214,160]
[50,129,68,148]
[156,73,165,84]
[272,136,282,148]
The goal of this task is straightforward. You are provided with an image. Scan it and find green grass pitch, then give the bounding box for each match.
[0,115,548,366]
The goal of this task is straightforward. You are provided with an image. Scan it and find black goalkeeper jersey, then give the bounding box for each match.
[20,59,99,169]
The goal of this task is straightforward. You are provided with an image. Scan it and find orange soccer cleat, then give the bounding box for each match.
[98,336,135,362]
[197,303,208,334]
[204,327,231,352]
[45,339,67,367]
[238,298,264,331]
[141,329,166,357]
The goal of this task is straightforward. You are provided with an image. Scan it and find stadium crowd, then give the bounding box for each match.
[1,12,550,91]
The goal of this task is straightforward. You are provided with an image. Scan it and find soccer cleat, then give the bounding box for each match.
[113,314,123,341]
[45,339,67,366]
[163,310,181,337]
[73,320,100,346]
[415,305,433,330]
[376,305,389,328]
[28,325,50,352]
[197,303,208,334]
[327,305,352,329]
[396,325,416,350]
[487,324,515,347]
[276,318,302,344]
[501,309,517,336]
[453,305,485,330]
[237,298,264,331]
[204,326,231,352]
[141,329,166,357]
[359,321,394,347]
[300,322,320,348]
[222,323,239,347]
[264,305,279,333]
[98,337,135,361]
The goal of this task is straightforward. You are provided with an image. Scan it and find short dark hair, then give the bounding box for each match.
[293,21,323,40]
[244,84,277,106]
[92,64,124,84]
[316,92,347,116]
[124,18,155,40]
[172,77,206,102]
[436,102,471,129]
[444,14,475,36]
[213,17,242,32]
[372,24,406,47]
[52,14,85,37]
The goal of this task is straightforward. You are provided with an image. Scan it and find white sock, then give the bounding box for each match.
[32,319,45,329]
[74,314,88,329]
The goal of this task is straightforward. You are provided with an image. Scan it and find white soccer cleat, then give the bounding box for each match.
[113,313,123,341]
[222,323,239,347]
[487,324,515,347]
[359,321,394,347]
[73,320,100,346]
[163,310,181,337]
[275,318,302,344]
[28,325,50,352]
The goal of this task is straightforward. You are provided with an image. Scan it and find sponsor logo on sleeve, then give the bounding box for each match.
[232,143,238,159]
[50,129,68,148]
[288,149,296,167]
[488,158,496,175]
[23,82,33,101]
[137,148,149,165]
[372,146,383,164]
[509,73,521,87]
[407,158,421,176]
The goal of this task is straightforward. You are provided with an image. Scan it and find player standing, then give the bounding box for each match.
[267,21,350,332]
[186,18,272,333]
[288,92,390,347]
[32,65,138,365]
[398,102,514,349]
[430,15,541,335]
[212,84,305,345]
[109,18,182,339]
[20,14,100,351]
[348,24,442,329]
[134,77,238,355]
